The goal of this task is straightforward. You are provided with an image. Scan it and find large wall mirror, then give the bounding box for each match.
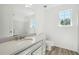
[0,4,37,38]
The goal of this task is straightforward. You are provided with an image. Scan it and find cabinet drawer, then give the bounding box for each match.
[31,46,42,55]
[17,41,43,55]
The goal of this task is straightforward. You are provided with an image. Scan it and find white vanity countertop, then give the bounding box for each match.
[0,34,44,55]
[0,39,33,55]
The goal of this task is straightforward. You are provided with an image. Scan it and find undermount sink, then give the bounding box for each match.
[23,36,36,43]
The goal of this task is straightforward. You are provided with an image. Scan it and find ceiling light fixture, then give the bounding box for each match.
[25,4,32,7]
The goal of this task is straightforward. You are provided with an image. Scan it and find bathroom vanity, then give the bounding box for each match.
[0,34,46,55]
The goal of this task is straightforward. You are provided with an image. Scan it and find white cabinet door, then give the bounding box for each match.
[32,46,42,55]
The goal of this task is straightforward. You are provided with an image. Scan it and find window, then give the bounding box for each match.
[59,9,72,26]
[30,19,37,29]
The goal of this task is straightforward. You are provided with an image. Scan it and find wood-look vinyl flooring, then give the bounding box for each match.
[46,46,79,55]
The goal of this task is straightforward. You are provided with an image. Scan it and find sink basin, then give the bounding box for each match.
[24,36,36,43]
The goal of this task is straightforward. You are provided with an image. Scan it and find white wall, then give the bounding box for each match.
[0,5,13,37]
[44,4,79,52]
[0,5,3,37]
